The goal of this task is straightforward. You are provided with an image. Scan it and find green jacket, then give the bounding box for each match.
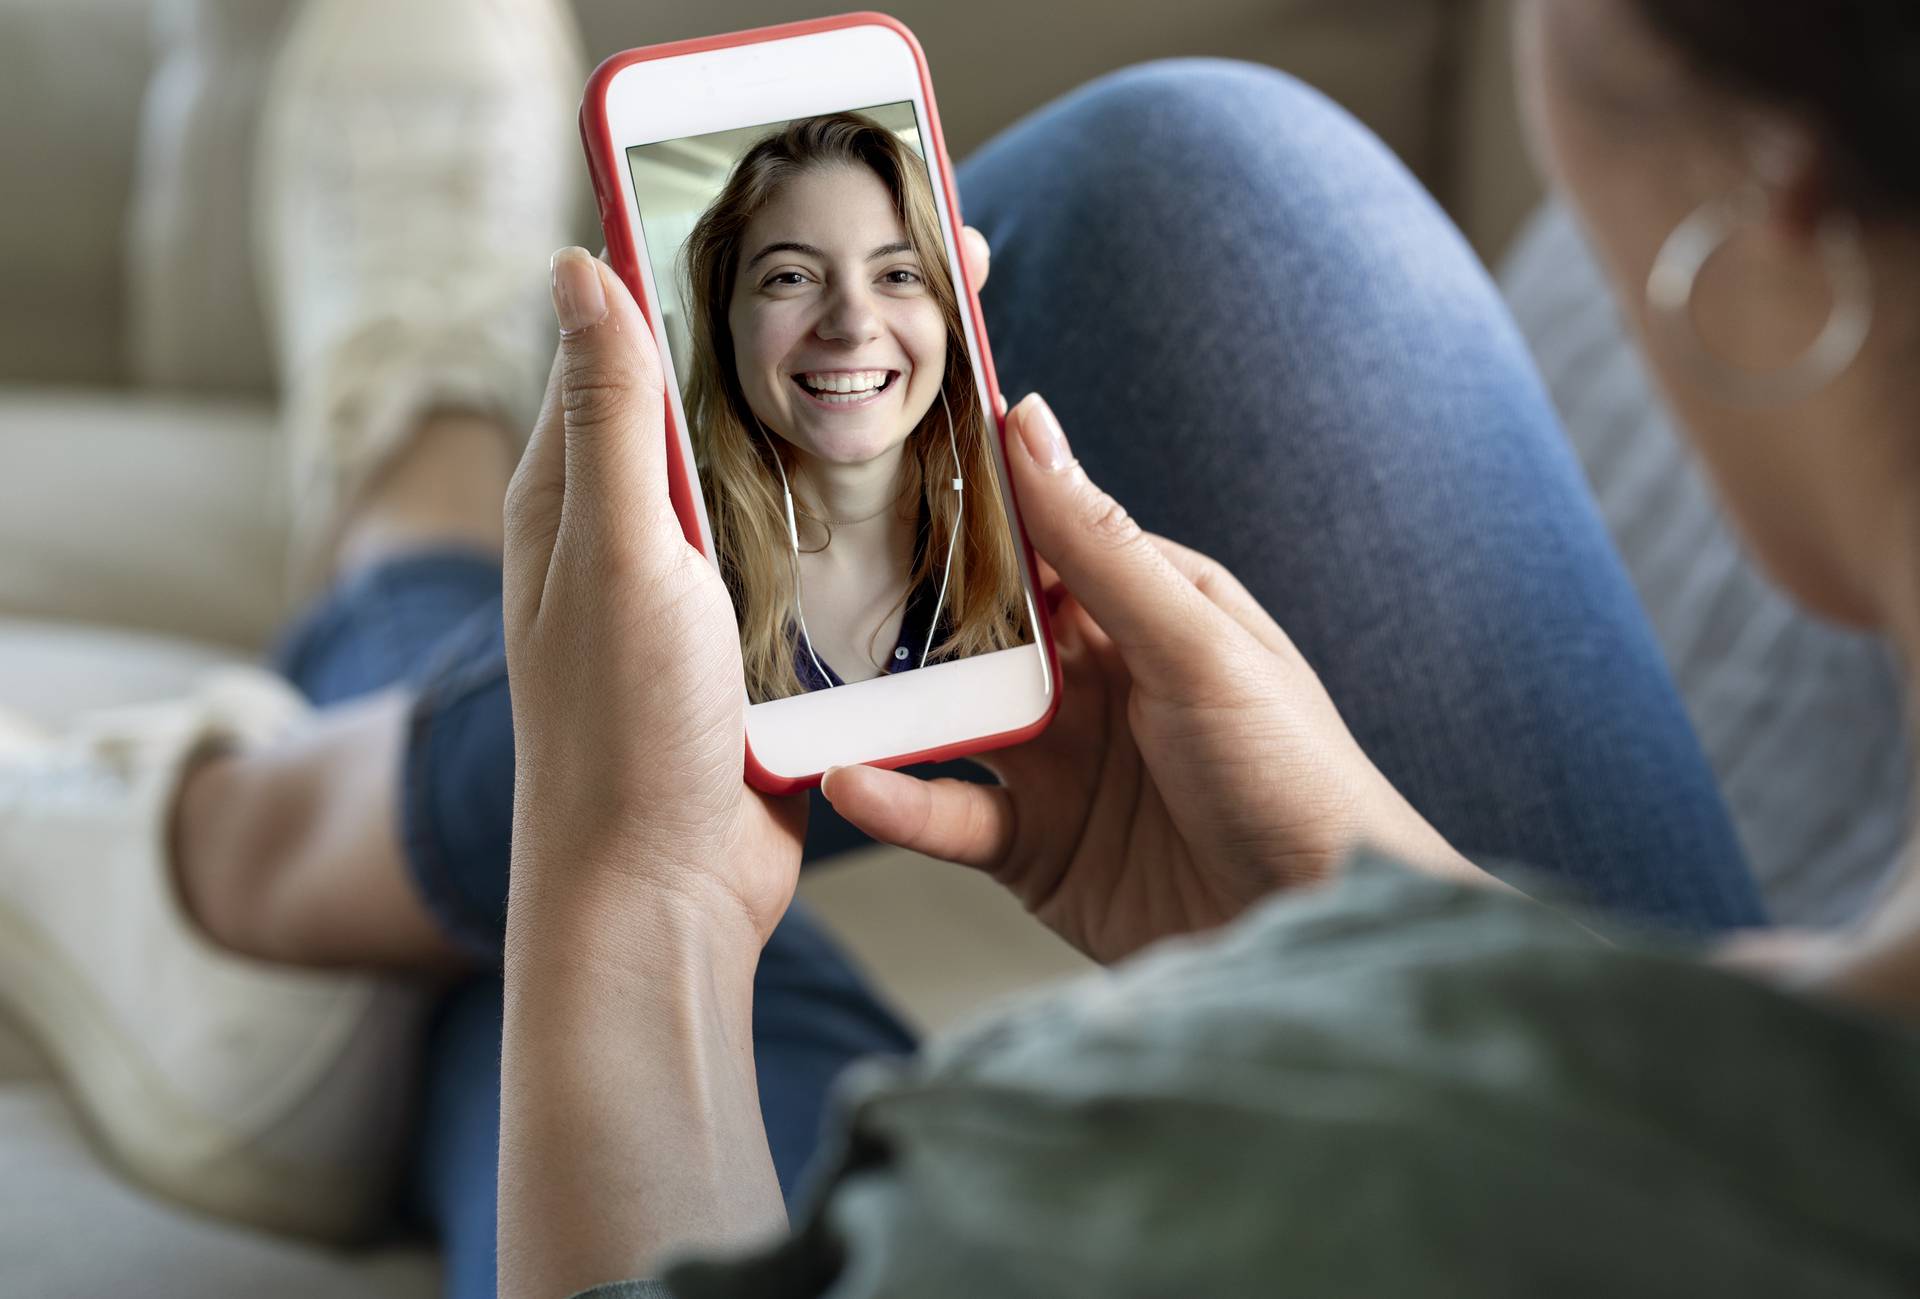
[577,855,1920,1299]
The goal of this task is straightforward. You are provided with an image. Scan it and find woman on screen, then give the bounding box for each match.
[681,112,1030,703]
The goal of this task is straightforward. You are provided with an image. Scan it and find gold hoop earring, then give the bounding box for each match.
[1646,186,1874,408]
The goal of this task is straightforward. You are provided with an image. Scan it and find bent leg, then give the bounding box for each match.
[278,571,918,1297]
[957,60,1764,932]
[280,550,914,1296]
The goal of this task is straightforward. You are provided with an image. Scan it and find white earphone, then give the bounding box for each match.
[759,385,964,689]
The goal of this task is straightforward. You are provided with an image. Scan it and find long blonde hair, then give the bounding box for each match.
[682,112,1029,703]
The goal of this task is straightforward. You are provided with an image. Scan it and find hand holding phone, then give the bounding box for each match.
[821,395,1491,965]
[499,220,995,941]
[581,14,1059,794]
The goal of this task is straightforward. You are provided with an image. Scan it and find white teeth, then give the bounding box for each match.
[799,369,889,397]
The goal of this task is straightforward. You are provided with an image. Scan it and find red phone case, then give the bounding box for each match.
[579,11,1060,795]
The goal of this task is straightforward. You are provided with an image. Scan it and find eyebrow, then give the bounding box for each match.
[746,239,918,269]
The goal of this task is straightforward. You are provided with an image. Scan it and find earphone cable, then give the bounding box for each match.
[919,385,964,669]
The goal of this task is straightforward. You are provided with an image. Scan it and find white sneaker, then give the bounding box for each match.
[254,0,587,587]
[0,671,421,1242]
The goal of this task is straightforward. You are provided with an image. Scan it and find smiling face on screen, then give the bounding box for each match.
[727,162,947,470]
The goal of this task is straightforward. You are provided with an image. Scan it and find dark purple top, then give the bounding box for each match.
[793,580,945,692]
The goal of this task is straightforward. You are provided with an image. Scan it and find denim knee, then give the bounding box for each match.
[964,56,1514,485]
[1052,59,1370,158]
[1005,58,1440,255]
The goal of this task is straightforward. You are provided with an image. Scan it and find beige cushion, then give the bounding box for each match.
[0,390,285,649]
[125,0,296,395]
[0,0,152,389]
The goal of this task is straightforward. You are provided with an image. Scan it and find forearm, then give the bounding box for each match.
[499,862,786,1299]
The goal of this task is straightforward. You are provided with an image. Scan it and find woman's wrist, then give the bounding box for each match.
[504,865,764,1050]
[500,839,783,1299]
[506,791,775,959]
[507,841,769,979]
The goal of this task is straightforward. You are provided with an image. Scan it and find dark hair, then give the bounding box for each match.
[1627,0,1920,214]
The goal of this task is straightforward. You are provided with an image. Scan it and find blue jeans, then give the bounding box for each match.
[274,60,1764,1299]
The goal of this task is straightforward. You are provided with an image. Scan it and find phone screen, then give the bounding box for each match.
[626,101,1034,706]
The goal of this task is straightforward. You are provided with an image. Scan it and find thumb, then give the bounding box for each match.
[1006,393,1227,681]
[549,247,669,530]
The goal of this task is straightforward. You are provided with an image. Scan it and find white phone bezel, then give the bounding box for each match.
[594,22,1052,781]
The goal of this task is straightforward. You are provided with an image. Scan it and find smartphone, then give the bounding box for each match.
[581,12,1058,794]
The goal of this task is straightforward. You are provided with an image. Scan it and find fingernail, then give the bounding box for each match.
[550,247,607,331]
[820,766,844,800]
[1015,393,1071,472]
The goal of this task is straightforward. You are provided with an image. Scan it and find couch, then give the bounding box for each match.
[1,1,1906,1295]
